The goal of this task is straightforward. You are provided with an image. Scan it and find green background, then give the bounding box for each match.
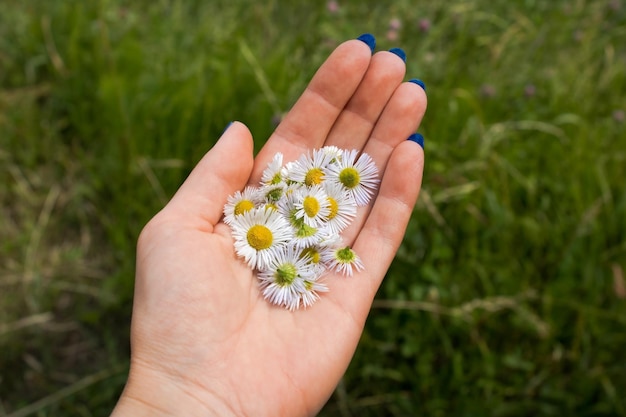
[1,0,625,415]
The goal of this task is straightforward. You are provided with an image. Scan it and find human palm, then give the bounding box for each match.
[113,36,427,417]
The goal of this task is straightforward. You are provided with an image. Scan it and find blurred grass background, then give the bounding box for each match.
[1,0,625,415]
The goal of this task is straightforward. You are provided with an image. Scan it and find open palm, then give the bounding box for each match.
[113,36,427,417]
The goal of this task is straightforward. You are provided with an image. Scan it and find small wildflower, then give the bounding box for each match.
[479,84,497,98]
[327,149,379,206]
[300,242,334,276]
[288,148,334,186]
[294,185,331,227]
[327,0,339,14]
[261,152,285,186]
[280,191,324,248]
[524,83,536,98]
[322,245,365,276]
[389,17,402,31]
[230,208,292,270]
[223,186,262,225]
[301,278,329,308]
[418,18,431,33]
[386,29,399,42]
[260,183,286,203]
[321,145,343,163]
[258,245,315,311]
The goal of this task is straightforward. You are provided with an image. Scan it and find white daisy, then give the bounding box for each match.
[298,244,329,275]
[322,181,357,234]
[293,184,331,227]
[278,190,324,248]
[261,152,285,186]
[320,145,343,164]
[301,278,329,308]
[322,245,365,276]
[280,161,298,185]
[258,245,316,310]
[223,186,262,225]
[231,208,292,270]
[259,183,287,203]
[327,149,379,206]
[288,148,334,186]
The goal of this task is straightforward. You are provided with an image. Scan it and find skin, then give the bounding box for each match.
[111,37,427,417]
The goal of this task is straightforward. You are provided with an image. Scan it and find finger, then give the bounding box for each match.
[337,81,427,246]
[324,50,407,150]
[362,80,427,175]
[250,37,374,182]
[330,139,424,316]
[166,122,254,228]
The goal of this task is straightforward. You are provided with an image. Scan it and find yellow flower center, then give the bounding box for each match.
[300,247,321,264]
[339,167,360,189]
[303,196,320,217]
[234,200,255,215]
[246,225,273,250]
[275,263,297,286]
[304,168,324,186]
[326,197,338,220]
[264,203,278,211]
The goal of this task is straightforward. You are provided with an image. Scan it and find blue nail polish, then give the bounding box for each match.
[409,78,426,91]
[407,133,424,149]
[389,47,406,62]
[222,121,233,134]
[357,33,376,53]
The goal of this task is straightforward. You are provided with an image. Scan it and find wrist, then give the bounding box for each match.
[111,362,238,417]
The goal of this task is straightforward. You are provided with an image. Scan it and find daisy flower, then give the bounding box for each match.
[301,278,329,308]
[322,182,357,234]
[320,145,343,164]
[258,245,316,310]
[291,218,324,249]
[223,186,262,225]
[327,149,379,206]
[299,244,330,275]
[230,208,292,270]
[261,152,285,186]
[278,191,324,248]
[259,183,287,203]
[293,184,331,227]
[322,244,365,276]
[288,148,334,186]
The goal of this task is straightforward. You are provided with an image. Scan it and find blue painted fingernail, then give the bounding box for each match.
[389,47,406,62]
[357,33,376,53]
[222,121,233,134]
[409,78,426,91]
[407,133,424,149]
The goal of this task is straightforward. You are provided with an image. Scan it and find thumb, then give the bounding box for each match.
[167,121,254,227]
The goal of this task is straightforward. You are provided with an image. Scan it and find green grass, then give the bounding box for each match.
[1,0,625,415]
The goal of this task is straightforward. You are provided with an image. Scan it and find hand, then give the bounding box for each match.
[111,35,427,417]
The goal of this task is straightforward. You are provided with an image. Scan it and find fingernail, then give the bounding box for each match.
[407,133,424,149]
[357,33,376,53]
[222,121,233,134]
[389,47,406,62]
[409,78,426,91]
